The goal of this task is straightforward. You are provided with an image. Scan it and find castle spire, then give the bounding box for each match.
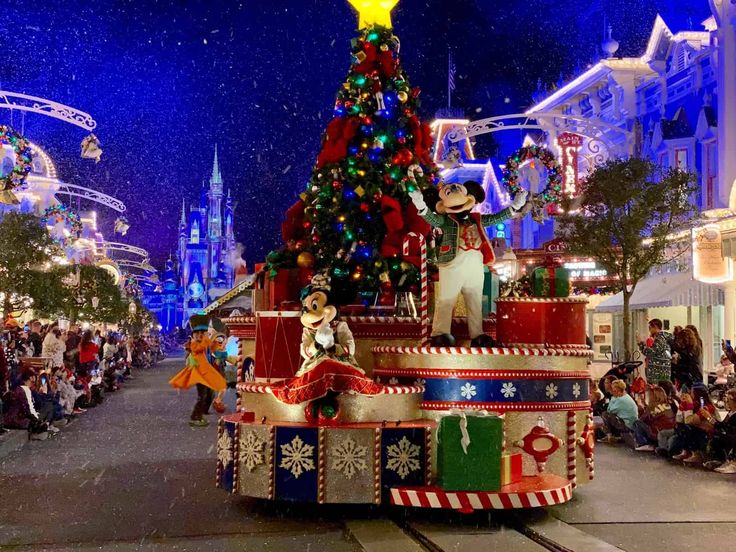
[210,144,222,186]
[180,199,186,226]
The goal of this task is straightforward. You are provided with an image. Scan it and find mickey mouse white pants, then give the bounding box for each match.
[432,249,485,339]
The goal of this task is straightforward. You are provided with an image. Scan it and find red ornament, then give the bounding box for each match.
[515,417,563,473]
[359,202,370,213]
[332,180,342,189]
[302,221,312,230]
[295,239,306,250]
[311,234,320,243]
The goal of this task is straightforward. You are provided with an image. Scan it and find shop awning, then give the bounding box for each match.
[595,272,724,312]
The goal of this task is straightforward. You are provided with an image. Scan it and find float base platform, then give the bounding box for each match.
[390,474,572,512]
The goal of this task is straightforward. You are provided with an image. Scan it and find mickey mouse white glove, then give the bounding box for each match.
[409,189,428,214]
[510,188,528,212]
[315,323,335,350]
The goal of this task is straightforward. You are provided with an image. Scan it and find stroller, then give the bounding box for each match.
[599,351,644,398]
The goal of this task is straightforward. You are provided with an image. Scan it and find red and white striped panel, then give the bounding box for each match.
[390,480,572,511]
[372,346,593,357]
[237,382,423,395]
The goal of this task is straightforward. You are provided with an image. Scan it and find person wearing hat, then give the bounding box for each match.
[207,317,239,414]
[410,181,528,347]
[169,314,226,427]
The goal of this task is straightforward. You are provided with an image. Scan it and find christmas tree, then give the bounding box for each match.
[269,0,437,301]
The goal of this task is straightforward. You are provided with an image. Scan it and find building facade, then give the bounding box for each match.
[521,4,736,368]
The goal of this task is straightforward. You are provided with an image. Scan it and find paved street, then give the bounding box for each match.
[1,357,735,551]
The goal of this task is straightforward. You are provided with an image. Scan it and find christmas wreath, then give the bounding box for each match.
[502,145,563,205]
[0,125,33,204]
[42,204,83,246]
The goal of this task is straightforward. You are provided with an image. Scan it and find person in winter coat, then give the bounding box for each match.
[637,319,674,383]
[671,327,703,390]
[670,384,718,465]
[42,327,65,369]
[2,371,49,438]
[704,389,736,473]
[632,385,676,451]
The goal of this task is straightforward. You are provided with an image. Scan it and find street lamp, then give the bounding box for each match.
[91,296,99,309]
[128,301,137,315]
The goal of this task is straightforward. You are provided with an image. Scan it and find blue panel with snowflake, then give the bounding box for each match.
[217,420,236,492]
[380,427,426,498]
[422,378,589,403]
[275,427,319,502]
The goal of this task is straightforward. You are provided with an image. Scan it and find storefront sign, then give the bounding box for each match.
[557,132,583,198]
[543,238,567,254]
[563,261,608,280]
[692,225,732,283]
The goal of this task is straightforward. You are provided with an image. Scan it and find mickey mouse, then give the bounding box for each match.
[298,273,358,376]
[409,181,528,347]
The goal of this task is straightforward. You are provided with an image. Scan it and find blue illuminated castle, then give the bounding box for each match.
[176,146,237,324]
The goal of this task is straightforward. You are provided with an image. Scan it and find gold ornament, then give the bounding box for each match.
[297,252,316,268]
[397,90,408,103]
[348,0,399,29]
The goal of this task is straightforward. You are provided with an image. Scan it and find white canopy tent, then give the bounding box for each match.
[595,272,724,312]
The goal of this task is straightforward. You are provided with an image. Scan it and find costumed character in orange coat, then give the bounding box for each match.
[169,314,227,427]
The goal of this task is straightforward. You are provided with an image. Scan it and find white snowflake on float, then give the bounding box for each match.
[501,382,517,398]
[386,436,421,480]
[389,377,399,385]
[331,437,368,479]
[460,382,477,399]
[239,431,266,472]
[414,378,426,386]
[545,383,559,399]
[217,429,233,467]
[279,435,315,479]
[572,382,581,399]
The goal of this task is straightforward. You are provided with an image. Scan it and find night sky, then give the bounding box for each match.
[0,0,710,269]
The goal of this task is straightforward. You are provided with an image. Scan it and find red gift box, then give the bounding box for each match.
[501,453,522,486]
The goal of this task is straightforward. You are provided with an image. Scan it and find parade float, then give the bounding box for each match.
[215,0,593,512]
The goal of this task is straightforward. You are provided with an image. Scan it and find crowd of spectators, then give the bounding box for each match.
[592,318,736,474]
[0,317,164,441]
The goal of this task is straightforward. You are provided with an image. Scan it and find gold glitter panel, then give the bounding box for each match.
[323,427,377,504]
[237,423,273,499]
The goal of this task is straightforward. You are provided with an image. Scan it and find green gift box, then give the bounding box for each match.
[531,266,570,298]
[437,414,503,491]
[482,267,499,317]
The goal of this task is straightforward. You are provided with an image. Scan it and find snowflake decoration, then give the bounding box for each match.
[217,429,233,467]
[331,437,368,479]
[279,435,315,479]
[460,382,477,399]
[239,431,266,472]
[501,382,517,398]
[572,382,581,399]
[545,383,559,399]
[389,377,399,385]
[414,378,426,386]
[386,436,421,480]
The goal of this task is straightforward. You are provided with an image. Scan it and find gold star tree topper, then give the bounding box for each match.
[348,0,399,29]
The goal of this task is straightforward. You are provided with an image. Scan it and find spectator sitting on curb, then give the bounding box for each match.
[600,380,638,444]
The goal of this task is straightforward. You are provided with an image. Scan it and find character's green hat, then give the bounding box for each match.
[188,313,210,332]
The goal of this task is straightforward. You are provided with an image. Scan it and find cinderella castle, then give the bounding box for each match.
[146,147,238,331]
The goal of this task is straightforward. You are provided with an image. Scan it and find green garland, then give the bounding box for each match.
[0,125,33,203]
[502,145,563,205]
[42,204,83,247]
